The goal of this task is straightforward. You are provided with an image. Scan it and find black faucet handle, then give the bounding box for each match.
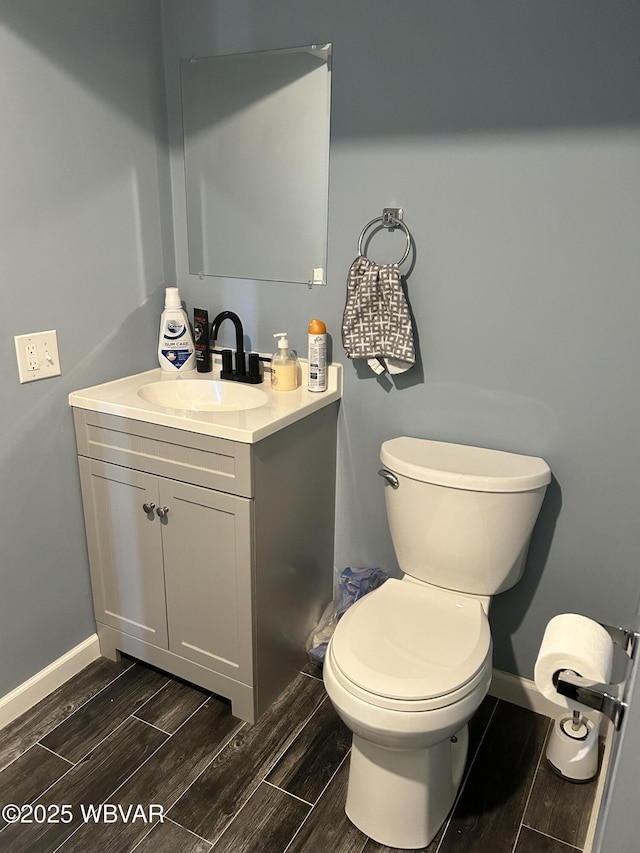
[248,352,261,380]
[234,350,246,376]
[221,349,233,376]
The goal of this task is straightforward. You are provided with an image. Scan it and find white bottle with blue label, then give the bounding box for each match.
[158,287,196,372]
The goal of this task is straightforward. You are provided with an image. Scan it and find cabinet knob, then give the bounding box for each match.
[156,506,170,518]
[142,502,156,514]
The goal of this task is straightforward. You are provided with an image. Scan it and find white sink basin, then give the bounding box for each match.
[137,379,269,412]
[70,364,342,442]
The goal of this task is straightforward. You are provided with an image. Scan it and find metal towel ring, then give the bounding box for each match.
[358,209,412,265]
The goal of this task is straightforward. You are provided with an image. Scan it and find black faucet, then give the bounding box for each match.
[210,311,262,384]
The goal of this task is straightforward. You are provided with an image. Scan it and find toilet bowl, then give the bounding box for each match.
[324,578,493,849]
[324,437,550,849]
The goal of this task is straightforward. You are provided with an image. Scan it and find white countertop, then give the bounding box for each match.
[69,358,342,444]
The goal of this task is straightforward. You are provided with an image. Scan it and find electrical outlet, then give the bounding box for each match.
[15,330,62,383]
[26,344,39,371]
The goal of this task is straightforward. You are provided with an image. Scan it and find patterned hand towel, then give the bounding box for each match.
[341,255,415,374]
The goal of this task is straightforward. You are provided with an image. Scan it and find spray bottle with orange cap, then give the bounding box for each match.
[307,319,327,392]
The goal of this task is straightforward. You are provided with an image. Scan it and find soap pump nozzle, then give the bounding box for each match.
[273,332,289,350]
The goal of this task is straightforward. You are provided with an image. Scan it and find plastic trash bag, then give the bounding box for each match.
[306,600,338,665]
[307,566,388,664]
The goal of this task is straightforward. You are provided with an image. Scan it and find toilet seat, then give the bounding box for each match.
[330,579,492,712]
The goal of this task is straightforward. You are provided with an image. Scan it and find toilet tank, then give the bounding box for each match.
[380,437,551,596]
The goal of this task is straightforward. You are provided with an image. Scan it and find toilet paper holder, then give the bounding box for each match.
[554,622,639,730]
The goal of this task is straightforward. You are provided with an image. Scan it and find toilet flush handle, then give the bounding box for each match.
[378,469,399,488]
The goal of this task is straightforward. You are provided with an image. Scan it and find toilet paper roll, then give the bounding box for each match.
[534,613,613,712]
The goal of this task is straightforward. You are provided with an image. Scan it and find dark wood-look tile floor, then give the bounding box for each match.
[0,657,599,853]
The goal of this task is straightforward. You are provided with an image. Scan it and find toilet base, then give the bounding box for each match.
[345,725,469,849]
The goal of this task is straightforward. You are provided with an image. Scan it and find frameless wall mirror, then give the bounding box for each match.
[181,44,332,285]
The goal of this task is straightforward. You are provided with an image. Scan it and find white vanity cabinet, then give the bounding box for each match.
[72,403,337,723]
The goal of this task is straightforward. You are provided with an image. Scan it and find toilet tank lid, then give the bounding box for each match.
[381,437,551,493]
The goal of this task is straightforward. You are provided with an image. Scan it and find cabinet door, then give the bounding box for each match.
[159,478,253,684]
[78,458,168,648]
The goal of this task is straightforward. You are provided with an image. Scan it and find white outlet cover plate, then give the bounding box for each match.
[14,330,62,383]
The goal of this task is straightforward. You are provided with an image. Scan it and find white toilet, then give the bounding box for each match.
[324,436,551,849]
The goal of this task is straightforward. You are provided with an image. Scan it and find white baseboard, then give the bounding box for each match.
[0,653,601,728]
[0,635,100,731]
[489,667,564,719]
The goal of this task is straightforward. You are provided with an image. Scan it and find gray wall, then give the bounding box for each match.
[162,0,640,678]
[0,0,171,695]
